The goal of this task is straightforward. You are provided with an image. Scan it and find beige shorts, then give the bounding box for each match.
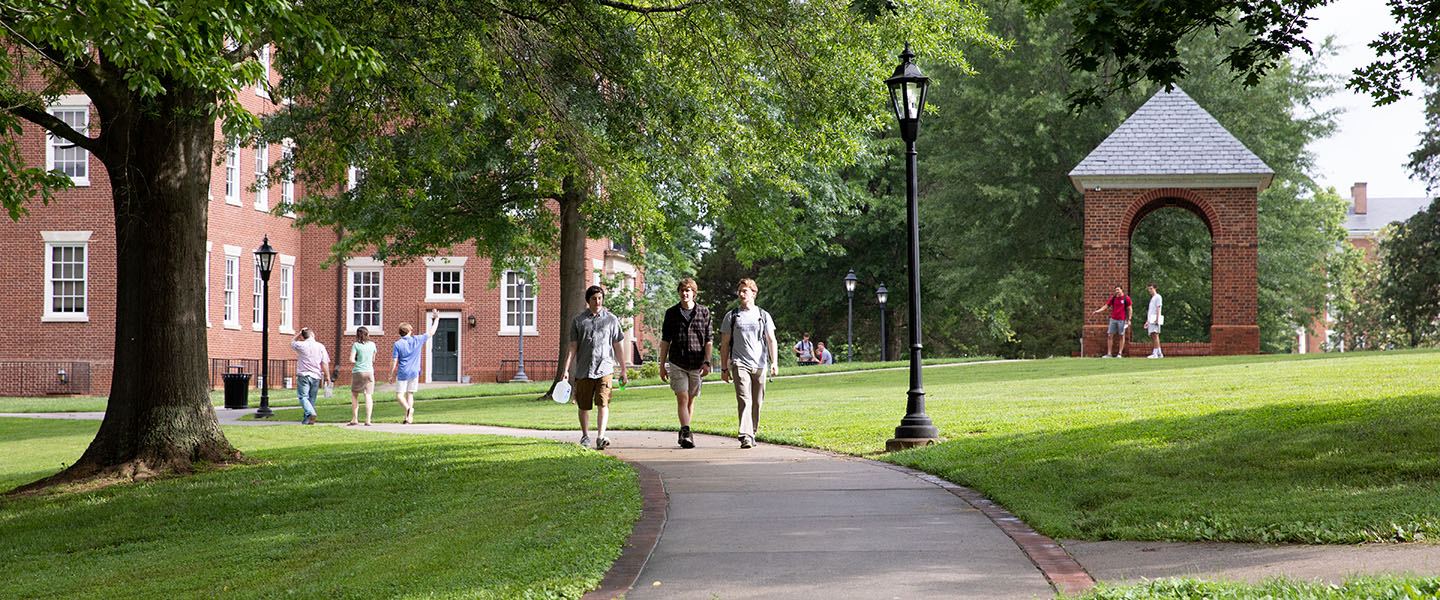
[666,363,704,398]
[350,371,375,394]
[395,378,419,394]
[573,375,612,411]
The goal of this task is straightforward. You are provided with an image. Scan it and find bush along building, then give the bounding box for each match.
[0,45,642,398]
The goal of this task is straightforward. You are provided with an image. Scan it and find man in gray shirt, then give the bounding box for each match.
[720,278,778,449]
[561,284,629,450]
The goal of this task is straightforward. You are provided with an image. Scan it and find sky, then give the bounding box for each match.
[1304,0,1428,199]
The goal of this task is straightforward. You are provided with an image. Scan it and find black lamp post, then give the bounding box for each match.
[254,236,277,419]
[877,284,888,362]
[884,45,939,450]
[510,275,530,383]
[844,269,857,362]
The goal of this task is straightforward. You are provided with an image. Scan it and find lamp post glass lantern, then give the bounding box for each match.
[510,275,530,383]
[884,45,939,449]
[254,236,277,418]
[844,269,857,363]
[877,284,888,362]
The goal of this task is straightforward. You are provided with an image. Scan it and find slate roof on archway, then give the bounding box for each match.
[1069,86,1274,182]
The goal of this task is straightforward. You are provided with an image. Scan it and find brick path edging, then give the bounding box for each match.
[580,462,668,600]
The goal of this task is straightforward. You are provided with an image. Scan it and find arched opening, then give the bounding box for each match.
[1128,204,1212,344]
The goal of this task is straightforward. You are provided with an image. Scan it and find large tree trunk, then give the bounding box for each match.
[540,175,590,399]
[14,86,243,493]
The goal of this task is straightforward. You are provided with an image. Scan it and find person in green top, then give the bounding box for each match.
[348,326,378,426]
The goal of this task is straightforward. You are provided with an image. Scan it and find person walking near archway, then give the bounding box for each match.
[1091,286,1133,358]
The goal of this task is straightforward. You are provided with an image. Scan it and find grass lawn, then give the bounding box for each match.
[0,418,639,599]
[265,350,1440,545]
[1076,577,1440,599]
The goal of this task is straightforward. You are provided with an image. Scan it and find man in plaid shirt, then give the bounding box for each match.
[658,278,713,449]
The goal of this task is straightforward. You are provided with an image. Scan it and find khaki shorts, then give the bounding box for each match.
[350,371,375,394]
[395,378,419,394]
[573,375,612,411]
[666,363,704,398]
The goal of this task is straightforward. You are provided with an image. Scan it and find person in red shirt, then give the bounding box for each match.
[1091,286,1133,358]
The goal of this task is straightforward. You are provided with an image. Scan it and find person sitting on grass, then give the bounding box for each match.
[816,341,834,365]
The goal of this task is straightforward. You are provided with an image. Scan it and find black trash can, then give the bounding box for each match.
[221,372,251,409]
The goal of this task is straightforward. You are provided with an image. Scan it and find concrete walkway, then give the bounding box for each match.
[312,422,1062,599]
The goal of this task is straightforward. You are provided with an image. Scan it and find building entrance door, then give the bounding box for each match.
[431,317,459,382]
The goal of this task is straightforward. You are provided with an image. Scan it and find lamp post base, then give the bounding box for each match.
[254,406,273,419]
[885,437,938,452]
[509,372,530,383]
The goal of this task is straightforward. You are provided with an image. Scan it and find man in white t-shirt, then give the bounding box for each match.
[1145,284,1164,358]
[720,278,778,449]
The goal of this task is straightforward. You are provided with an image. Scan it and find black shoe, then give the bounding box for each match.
[679,426,695,449]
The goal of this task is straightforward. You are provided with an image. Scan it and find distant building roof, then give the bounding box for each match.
[1348,197,1433,237]
[1069,86,1274,191]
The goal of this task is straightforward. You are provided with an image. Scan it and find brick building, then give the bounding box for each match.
[0,46,641,397]
[1295,182,1431,353]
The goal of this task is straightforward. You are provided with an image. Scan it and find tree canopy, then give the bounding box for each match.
[1023,0,1439,107]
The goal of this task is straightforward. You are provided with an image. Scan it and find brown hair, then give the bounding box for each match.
[676,278,698,294]
[398,322,413,336]
[356,326,369,342]
[737,278,757,293]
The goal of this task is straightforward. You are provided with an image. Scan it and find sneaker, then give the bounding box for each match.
[1147,353,1160,359]
[579,435,591,449]
[596,436,611,450]
[1101,354,1113,358]
[679,427,695,449]
[740,435,754,449]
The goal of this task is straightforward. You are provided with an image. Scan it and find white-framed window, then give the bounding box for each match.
[279,255,295,334]
[499,270,537,336]
[251,255,263,330]
[348,165,364,190]
[41,231,90,322]
[205,241,212,327]
[255,45,271,97]
[224,142,242,205]
[46,105,89,186]
[253,142,269,211]
[423,257,466,303]
[346,258,383,334]
[223,245,241,329]
[280,141,295,216]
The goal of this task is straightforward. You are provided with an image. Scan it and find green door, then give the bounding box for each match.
[431,318,459,382]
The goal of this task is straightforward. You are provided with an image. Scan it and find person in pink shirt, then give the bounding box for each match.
[290,328,331,424]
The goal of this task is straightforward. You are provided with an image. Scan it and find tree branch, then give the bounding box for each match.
[593,0,709,14]
[10,103,102,155]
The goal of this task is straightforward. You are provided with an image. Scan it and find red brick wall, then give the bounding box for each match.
[1083,186,1259,356]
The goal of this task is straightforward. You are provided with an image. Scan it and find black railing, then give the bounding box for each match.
[495,359,558,383]
[0,361,91,396]
[208,358,295,390]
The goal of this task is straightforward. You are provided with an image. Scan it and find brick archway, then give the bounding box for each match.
[1082,186,1258,356]
[1069,87,1270,357]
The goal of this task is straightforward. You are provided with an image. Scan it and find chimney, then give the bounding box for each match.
[1351,182,1368,215]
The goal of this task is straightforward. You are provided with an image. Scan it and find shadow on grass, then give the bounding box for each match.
[893,393,1440,544]
[1,432,639,599]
